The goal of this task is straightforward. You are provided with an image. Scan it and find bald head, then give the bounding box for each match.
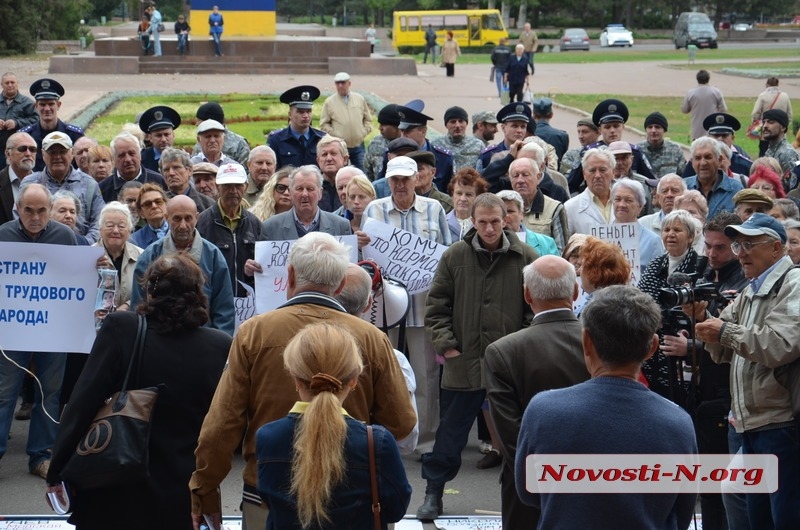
[166,195,198,249]
[335,263,373,315]
[523,255,578,311]
[17,184,53,239]
[167,194,197,215]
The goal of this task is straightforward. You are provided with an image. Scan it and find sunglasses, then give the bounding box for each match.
[15,146,37,153]
[275,184,290,193]
[141,198,166,208]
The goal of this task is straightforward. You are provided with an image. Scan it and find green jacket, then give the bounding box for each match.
[425,227,538,390]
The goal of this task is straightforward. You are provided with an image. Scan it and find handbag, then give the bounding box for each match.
[60,315,159,490]
[367,426,381,530]
[522,86,533,104]
[156,23,165,32]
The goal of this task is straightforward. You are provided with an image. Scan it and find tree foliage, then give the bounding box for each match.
[0,0,45,55]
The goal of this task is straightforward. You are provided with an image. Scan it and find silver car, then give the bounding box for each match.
[560,28,590,51]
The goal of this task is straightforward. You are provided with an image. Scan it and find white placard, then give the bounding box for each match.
[589,222,641,285]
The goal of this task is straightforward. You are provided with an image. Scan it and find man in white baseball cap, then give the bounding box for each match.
[191,119,235,166]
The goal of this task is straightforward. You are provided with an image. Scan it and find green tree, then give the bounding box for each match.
[0,0,45,54]
[41,0,93,39]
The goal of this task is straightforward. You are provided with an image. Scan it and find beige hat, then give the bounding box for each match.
[42,132,73,151]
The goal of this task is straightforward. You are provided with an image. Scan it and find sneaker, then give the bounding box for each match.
[479,441,492,454]
[31,460,50,480]
[14,402,32,421]
[476,449,502,469]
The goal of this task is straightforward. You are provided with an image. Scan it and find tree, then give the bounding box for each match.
[40,0,93,39]
[0,0,45,55]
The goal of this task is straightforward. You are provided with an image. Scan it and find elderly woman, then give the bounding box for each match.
[718,142,747,187]
[637,209,702,402]
[94,201,143,313]
[441,31,460,77]
[784,219,800,264]
[47,254,231,530]
[577,236,632,318]
[496,189,558,256]
[561,233,589,275]
[51,190,90,245]
[447,168,489,241]
[771,198,800,221]
[611,179,664,271]
[674,190,707,254]
[250,167,293,222]
[748,164,786,200]
[87,145,113,183]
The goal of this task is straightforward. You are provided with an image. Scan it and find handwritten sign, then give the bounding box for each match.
[234,281,256,332]
[589,222,641,285]
[0,242,104,353]
[361,218,447,295]
[253,235,357,314]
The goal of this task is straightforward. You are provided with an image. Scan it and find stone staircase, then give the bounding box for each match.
[138,55,329,75]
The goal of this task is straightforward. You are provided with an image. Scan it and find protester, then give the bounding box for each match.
[249,167,293,222]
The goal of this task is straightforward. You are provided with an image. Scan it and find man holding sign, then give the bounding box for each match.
[0,183,76,479]
[364,155,450,455]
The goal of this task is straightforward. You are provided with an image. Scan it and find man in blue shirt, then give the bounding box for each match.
[267,85,326,171]
[684,137,743,219]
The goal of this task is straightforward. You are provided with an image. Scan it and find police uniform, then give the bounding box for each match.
[20,79,83,172]
[364,104,401,181]
[567,99,654,193]
[267,85,326,170]
[682,113,753,178]
[139,106,181,174]
[532,98,569,164]
[477,102,533,171]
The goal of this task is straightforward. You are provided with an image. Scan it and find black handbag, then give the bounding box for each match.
[61,315,159,490]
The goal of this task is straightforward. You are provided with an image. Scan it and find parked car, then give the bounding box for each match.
[733,22,751,31]
[600,24,634,47]
[560,28,590,51]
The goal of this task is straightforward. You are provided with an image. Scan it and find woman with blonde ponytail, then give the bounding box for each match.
[256,323,411,529]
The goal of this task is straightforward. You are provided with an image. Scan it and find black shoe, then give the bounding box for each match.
[476,449,502,469]
[14,402,32,421]
[416,492,443,521]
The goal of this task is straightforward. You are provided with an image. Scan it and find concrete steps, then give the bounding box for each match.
[138,55,329,75]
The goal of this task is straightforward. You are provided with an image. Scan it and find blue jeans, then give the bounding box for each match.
[152,29,161,56]
[741,425,800,530]
[347,143,365,172]
[724,426,751,530]
[421,388,487,490]
[495,69,507,97]
[177,34,188,55]
[0,350,65,471]
[212,33,222,56]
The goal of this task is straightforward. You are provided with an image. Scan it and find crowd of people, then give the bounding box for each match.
[0,54,799,530]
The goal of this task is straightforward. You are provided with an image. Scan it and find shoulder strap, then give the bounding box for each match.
[367,425,381,530]
[769,265,800,296]
[768,92,781,110]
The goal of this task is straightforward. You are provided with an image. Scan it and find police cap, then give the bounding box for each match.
[703,113,741,135]
[592,99,629,126]
[139,106,181,133]
[397,105,433,130]
[30,78,65,101]
[496,102,531,124]
[279,85,321,109]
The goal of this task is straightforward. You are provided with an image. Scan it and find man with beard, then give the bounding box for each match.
[139,105,181,174]
[637,112,686,178]
[244,146,277,206]
[431,106,485,172]
[760,109,799,179]
[472,111,499,145]
[1,132,37,224]
[0,73,37,169]
[99,131,166,203]
[20,79,84,171]
[267,85,325,170]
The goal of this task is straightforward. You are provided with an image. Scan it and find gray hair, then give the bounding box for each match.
[5,131,35,151]
[690,137,722,159]
[118,180,143,200]
[288,232,351,294]
[774,198,800,221]
[581,147,616,170]
[674,190,709,220]
[110,131,143,157]
[611,178,645,207]
[518,140,545,169]
[523,259,576,301]
[290,165,324,189]
[718,141,732,160]
[496,189,524,212]
[582,285,661,367]
[52,190,82,214]
[656,173,686,194]
[159,147,191,171]
[335,264,372,316]
[335,166,365,186]
[99,201,134,231]
[662,209,698,240]
[248,144,276,164]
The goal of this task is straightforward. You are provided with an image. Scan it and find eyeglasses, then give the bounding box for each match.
[102,222,130,231]
[123,198,138,204]
[752,184,774,191]
[730,239,773,256]
[140,198,165,208]
[15,146,37,153]
[275,184,290,194]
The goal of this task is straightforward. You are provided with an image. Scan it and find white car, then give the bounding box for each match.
[600,24,634,47]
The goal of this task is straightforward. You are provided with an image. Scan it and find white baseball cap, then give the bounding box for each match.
[197,119,226,134]
[385,156,418,178]
[42,132,73,151]
[334,72,351,82]
[216,163,247,185]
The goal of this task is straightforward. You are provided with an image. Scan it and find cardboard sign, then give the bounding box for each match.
[589,223,641,285]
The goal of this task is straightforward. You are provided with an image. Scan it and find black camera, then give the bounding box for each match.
[658,280,725,307]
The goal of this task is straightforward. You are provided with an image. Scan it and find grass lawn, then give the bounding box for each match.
[86,93,381,149]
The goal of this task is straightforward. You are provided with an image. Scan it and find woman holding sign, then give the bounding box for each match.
[346,173,376,252]
[611,179,664,272]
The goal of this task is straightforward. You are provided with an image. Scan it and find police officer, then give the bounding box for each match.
[477,102,532,171]
[567,98,655,193]
[139,105,181,174]
[364,103,402,181]
[430,106,485,172]
[267,85,326,170]
[532,98,569,165]
[377,103,455,193]
[681,113,752,178]
[20,79,84,172]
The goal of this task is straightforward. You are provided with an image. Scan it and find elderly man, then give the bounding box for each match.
[319,72,372,170]
[732,188,773,222]
[478,102,532,171]
[560,119,599,175]
[261,165,351,240]
[682,113,753,180]
[761,109,800,178]
[159,147,214,213]
[639,173,686,234]
[1,132,37,224]
[637,112,687,178]
[315,135,350,212]
[484,255,589,530]
[503,44,532,103]
[364,104,402,181]
[518,22,538,66]
[197,163,263,297]
[332,165,363,216]
[567,99,655,194]
[372,137,420,198]
[431,106,485,172]
[244,145,277,205]
[21,132,103,243]
[267,85,326,170]
[99,131,166,203]
[20,78,84,171]
[0,184,77,479]
[695,214,800,529]
[417,193,537,521]
[0,72,38,169]
[70,137,97,175]
[684,137,743,219]
[191,120,235,167]
[409,150,453,213]
[608,141,653,216]
[564,148,615,235]
[129,182,169,249]
[190,233,416,530]
[682,69,727,141]
[516,285,697,529]
[192,162,218,199]
[365,156,451,455]
[472,111,499,145]
[192,102,250,166]
[139,105,181,174]
[131,195,234,334]
[532,98,568,164]
[507,157,568,251]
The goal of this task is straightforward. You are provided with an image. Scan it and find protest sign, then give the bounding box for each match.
[361,218,447,295]
[589,222,641,285]
[0,242,104,353]
[253,235,357,314]
[234,281,256,332]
